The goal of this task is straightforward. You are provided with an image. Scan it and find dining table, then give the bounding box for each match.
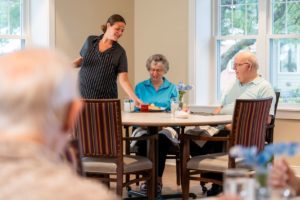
[122,111,232,199]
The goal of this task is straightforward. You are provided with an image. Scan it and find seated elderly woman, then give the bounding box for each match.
[131,54,178,193]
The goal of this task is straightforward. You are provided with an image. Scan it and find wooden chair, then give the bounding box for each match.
[265,91,280,144]
[181,98,272,200]
[74,99,155,199]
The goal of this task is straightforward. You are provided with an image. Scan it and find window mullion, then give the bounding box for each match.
[256,0,268,79]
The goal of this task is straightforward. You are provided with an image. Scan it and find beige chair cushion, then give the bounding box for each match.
[187,153,245,173]
[82,155,152,174]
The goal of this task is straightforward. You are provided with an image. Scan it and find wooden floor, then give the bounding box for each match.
[121,164,208,199]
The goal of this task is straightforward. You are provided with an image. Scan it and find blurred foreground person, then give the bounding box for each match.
[0,49,119,200]
[269,158,300,196]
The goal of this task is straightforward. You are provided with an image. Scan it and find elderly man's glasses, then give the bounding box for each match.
[233,63,250,68]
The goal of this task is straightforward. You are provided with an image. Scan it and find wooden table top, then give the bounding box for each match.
[122,112,232,127]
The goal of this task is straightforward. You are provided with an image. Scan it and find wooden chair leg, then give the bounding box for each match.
[116,174,123,196]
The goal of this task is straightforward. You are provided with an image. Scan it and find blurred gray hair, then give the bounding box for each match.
[146,54,169,73]
[0,48,78,137]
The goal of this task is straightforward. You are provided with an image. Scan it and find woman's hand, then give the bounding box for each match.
[73,57,83,68]
[133,98,143,108]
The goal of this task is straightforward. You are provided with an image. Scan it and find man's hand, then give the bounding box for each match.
[269,158,300,195]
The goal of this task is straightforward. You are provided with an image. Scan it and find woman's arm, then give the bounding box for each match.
[73,57,83,68]
[118,72,143,107]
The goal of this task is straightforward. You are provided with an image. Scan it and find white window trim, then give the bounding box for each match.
[28,0,55,48]
[0,0,28,51]
[189,0,300,120]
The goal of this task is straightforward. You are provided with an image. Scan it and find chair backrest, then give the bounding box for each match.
[265,92,280,144]
[231,98,273,152]
[74,99,123,158]
[270,91,280,125]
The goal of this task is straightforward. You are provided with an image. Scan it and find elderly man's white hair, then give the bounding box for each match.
[235,51,259,69]
[0,48,78,149]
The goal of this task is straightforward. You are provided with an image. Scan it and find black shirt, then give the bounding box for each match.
[79,34,128,99]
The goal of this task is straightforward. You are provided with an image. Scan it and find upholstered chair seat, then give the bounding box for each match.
[82,155,152,174]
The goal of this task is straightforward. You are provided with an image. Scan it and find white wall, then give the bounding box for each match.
[134,0,189,86]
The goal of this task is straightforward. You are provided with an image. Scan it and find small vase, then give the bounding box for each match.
[178,101,184,110]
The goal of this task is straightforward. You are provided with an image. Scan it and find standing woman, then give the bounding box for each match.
[74,14,142,106]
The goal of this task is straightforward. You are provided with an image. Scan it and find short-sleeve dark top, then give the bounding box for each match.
[79,34,128,99]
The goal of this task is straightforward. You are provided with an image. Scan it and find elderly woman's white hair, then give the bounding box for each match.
[146,54,169,73]
[0,48,78,151]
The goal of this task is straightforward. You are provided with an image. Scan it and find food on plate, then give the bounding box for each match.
[148,104,161,110]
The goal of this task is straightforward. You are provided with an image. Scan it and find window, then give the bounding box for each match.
[270,0,300,104]
[193,0,300,106]
[217,0,258,99]
[0,0,27,55]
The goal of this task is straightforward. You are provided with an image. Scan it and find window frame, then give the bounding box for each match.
[0,0,29,53]
[189,0,300,119]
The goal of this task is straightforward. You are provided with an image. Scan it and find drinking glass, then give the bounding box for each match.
[170,98,179,117]
[124,99,134,112]
[224,169,255,200]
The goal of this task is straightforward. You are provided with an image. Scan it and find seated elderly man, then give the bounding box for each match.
[188,51,276,196]
[0,49,119,199]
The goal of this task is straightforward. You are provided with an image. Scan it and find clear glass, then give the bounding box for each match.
[270,38,300,104]
[224,169,255,200]
[170,98,179,118]
[217,39,256,100]
[123,99,134,112]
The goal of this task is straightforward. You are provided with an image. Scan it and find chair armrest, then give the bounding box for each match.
[123,134,157,162]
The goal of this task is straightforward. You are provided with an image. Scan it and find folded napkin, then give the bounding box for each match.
[185,126,220,147]
[175,110,189,118]
[130,127,179,148]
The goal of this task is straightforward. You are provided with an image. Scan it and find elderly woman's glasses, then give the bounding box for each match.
[149,68,164,73]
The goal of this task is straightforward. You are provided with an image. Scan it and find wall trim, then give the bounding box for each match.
[189,105,300,120]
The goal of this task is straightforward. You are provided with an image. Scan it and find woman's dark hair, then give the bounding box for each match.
[101,14,126,33]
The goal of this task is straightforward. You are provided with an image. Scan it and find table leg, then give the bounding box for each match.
[147,126,159,197]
